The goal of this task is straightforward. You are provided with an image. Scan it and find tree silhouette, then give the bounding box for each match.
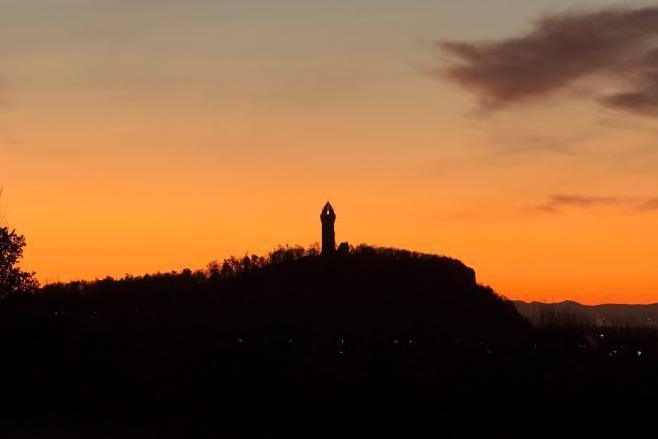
[0,227,39,297]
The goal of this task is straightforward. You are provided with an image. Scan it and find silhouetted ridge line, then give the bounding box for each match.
[515,299,658,328]
[1,244,526,339]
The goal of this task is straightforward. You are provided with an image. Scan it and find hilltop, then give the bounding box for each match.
[0,245,527,340]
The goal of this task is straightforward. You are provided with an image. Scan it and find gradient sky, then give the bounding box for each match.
[2,0,658,304]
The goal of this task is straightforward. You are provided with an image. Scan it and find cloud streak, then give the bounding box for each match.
[531,194,658,214]
[437,7,658,115]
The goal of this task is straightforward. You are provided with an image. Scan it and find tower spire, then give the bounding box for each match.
[320,201,336,255]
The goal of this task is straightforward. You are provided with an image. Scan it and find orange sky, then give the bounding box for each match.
[2,0,658,304]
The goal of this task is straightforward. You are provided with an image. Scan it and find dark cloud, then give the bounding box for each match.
[602,70,658,114]
[437,7,658,115]
[532,194,658,214]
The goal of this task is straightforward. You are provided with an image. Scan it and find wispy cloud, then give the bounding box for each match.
[0,131,22,148]
[533,195,623,213]
[636,198,658,211]
[436,6,658,116]
[530,194,658,214]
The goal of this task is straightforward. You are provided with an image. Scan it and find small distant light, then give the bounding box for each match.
[288,338,293,344]
[599,334,605,339]
[393,339,398,345]
[237,338,244,344]
[637,351,643,357]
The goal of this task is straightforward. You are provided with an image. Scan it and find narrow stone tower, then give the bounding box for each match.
[320,201,336,255]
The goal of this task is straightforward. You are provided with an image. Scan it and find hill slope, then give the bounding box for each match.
[216,246,526,337]
[1,245,526,339]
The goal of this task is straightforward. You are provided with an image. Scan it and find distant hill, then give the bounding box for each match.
[515,300,658,327]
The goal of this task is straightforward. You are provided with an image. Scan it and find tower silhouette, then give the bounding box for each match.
[320,202,336,255]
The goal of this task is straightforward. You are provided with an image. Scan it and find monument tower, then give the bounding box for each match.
[320,201,336,255]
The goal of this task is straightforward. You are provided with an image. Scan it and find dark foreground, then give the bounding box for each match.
[1,328,658,438]
[0,248,656,437]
